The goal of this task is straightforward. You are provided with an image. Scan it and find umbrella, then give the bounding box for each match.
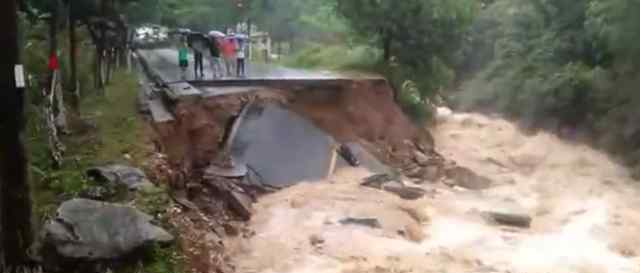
[208,31,226,38]
[233,33,249,40]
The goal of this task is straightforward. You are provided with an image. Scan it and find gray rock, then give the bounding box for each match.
[339,218,382,229]
[42,199,173,260]
[482,211,532,228]
[79,186,116,201]
[382,184,426,200]
[361,174,425,200]
[87,165,151,191]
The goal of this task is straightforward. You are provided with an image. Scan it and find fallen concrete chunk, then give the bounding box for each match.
[339,218,382,229]
[204,164,248,178]
[86,164,152,191]
[483,211,532,228]
[230,103,337,188]
[41,199,173,261]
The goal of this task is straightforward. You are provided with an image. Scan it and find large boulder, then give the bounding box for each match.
[41,199,173,261]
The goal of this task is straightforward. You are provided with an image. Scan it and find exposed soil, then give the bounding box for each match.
[152,80,435,181]
[146,79,442,273]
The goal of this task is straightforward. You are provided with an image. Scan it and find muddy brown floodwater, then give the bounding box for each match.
[224,108,640,273]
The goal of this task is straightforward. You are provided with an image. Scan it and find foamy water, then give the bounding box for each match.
[226,108,640,273]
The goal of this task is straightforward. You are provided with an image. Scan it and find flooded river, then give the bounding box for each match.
[226,109,640,273]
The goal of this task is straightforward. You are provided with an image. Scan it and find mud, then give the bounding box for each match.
[151,80,433,181]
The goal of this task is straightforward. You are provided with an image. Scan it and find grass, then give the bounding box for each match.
[281,43,435,123]
[281,42,383,72]
[27,69,184,273]
[29,70,148,223]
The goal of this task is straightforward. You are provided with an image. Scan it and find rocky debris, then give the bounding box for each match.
[86,165,153,191]
[223,222,241,237]
[226,190,253,221]
[362,173,400,188]
[339,217,382,229]
[482,211,532,228]
[444,166,492,190]
[413,151,430,166]
[361,174,426,200]
[78,186,116,201]
[338,144,360,167]
[382,184,426,200]
[203,163,248,179]
[40,199,173,261]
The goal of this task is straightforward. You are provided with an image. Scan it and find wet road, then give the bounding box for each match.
[137,48,342,83]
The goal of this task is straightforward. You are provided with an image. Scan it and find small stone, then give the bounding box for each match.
[223,223,240,237]
[413,151,430,166]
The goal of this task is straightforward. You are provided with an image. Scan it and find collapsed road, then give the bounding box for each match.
[134,47,640,273]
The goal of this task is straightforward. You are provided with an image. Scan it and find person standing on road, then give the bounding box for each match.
[222,37,236,77]
[208,36,224,78]
[188,34,205,79]
[236,38,247,77]
[178,39,189,80]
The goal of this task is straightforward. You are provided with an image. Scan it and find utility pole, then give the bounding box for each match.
[0,0,33,267]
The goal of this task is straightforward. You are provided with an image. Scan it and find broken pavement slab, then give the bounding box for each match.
[230,102,337,188]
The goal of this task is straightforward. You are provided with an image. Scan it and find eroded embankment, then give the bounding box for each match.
[151,79,437,184]
[146,79,444,273]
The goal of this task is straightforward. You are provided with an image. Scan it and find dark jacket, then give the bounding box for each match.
[209,38,221,58]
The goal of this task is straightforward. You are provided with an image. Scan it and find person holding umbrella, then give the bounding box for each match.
[221,36,236,77]
[208,31,225,78]
[235,34,248,77]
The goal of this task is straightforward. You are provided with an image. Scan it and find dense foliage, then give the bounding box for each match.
[452,0,640,166]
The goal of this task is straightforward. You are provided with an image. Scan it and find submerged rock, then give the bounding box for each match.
[445,166,492,190]
[41,199,173,261]
[339,218,382,229]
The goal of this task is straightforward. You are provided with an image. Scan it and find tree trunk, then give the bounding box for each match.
[68,7,79,111]
[383,29,392,63]
[46,0,67,162]
[0,0,33,266]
